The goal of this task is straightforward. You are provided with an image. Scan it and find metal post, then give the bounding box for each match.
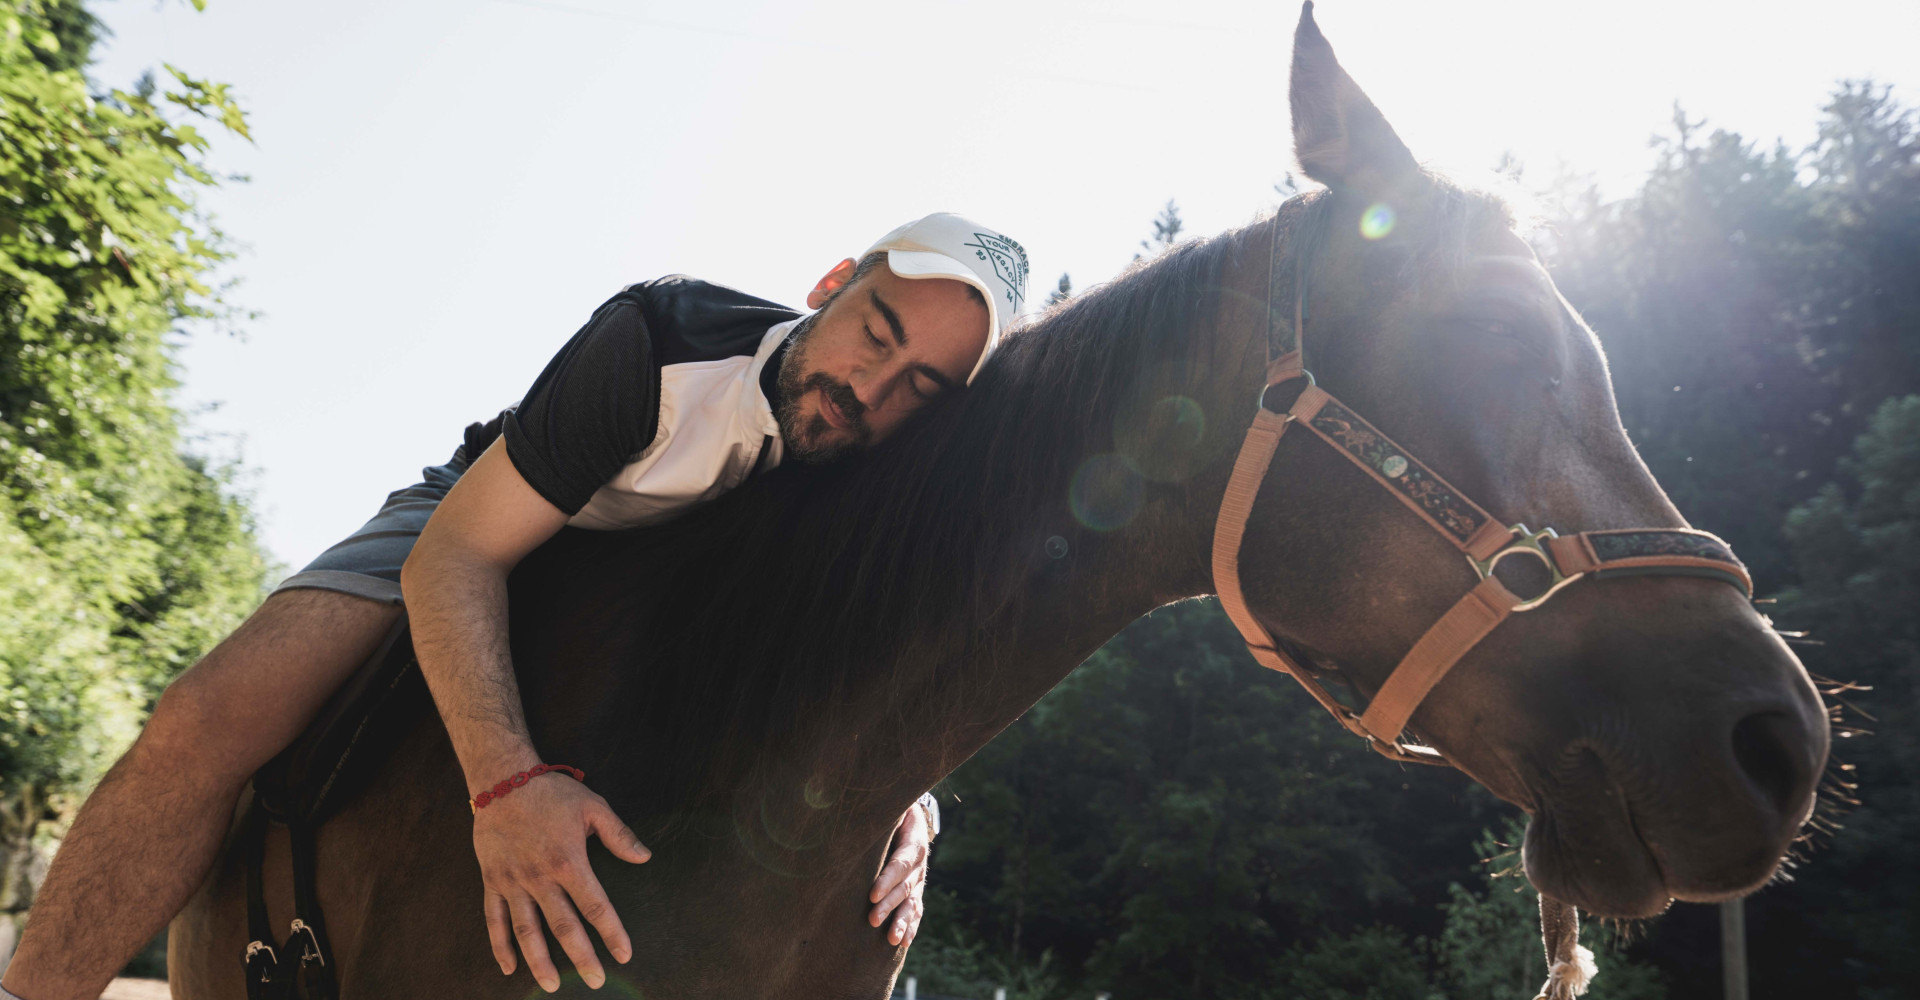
[993,989,1006,1000]
[1721,898,1748,1000]
[903,975,916,1000]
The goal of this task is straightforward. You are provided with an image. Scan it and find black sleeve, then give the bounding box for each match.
[502,295,660,516]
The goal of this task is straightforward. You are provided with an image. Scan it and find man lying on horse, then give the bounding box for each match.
[3,212,1029,1000]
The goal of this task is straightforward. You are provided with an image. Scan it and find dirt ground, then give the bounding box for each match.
[100,979,169,1000]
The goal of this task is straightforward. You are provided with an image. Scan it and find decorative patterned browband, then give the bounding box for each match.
[1212,369,1753,766]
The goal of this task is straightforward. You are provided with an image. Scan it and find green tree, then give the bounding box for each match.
[1435,823,1667,1000]
[1272,925,1434,1000]
[901,888,1062,1000]
[1763,395,1920,998]
[0,0,267,963]
[1539,108,1834,589]
[1803,83,1920,418]
[1135,199,1184,259]
[1044,273,1072,309]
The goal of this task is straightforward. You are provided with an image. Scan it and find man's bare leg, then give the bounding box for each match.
[1,588,402,1000]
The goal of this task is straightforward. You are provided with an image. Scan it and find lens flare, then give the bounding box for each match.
[1359,202,1396,240]
[759,785,830,852]
[1070,454,1144,531]
[1116,394,1208,483]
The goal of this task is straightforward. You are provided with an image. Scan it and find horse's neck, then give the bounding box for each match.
[818,480,1225,859]
[816,290,1268,848]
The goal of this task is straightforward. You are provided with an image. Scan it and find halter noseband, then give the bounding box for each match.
[1211,201,1753,766]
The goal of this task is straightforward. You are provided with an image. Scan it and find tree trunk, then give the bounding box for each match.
[0,783,51,978]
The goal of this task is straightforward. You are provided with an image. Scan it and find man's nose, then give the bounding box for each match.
[848,367,890,412]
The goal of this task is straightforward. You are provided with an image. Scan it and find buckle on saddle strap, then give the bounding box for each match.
[243,939,278,981]
[290,919,326,967]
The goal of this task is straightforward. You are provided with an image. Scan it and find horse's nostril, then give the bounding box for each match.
[1730,711,1812,818]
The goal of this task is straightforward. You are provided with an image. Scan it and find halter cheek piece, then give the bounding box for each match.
[1211,205,1754,766]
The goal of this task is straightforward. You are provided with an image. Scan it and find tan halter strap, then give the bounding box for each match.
[1211,204,1753,765]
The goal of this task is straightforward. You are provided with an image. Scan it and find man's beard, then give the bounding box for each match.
[774,310,871,465]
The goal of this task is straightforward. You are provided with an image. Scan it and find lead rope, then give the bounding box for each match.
[1536,894,1596,999]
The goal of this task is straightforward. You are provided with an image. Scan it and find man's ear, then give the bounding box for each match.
[807,257,859,310]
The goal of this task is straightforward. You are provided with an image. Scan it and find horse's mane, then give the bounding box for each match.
[512,212,1263,821]
[513,181,1515,829]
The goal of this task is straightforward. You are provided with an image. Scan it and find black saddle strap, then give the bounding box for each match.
[242,805,341,1000]
[283,818,340,1000]
[241,804,281,1000]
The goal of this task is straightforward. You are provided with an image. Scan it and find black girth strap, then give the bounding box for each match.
[285,818,339,1000]
[241,612,424,998]
[240,814,340,1000]
[242,804,280,1000]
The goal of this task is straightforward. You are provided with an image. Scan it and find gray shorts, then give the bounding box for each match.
[271,447,472,606]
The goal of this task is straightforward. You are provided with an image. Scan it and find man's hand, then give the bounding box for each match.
[405,441,641,991]
[867,803,933,946]
[474,773,651,992]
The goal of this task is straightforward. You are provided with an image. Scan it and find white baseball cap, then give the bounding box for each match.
[863,212,1029,384]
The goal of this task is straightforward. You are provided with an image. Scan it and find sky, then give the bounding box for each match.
[83,0,1918,573]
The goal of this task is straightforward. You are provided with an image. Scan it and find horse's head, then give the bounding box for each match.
[1216,4,1830,919]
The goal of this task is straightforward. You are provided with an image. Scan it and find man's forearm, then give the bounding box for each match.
[402,549,541,790]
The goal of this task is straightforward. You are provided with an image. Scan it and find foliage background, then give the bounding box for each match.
[1,1,1915,996]
[0,0,268,969]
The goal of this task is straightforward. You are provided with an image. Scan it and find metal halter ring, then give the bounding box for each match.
[1258,368,1316,413]
[1467,524,1585,612]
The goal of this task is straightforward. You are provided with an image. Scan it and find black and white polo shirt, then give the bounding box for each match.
[501,276,803,530]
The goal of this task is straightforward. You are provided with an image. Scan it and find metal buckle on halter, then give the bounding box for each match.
[1362,724,1447,764]
[1308,670,1450,765]
[1468,524,1584,612]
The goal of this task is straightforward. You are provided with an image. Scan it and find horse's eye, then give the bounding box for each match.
[1463,315,1541,348]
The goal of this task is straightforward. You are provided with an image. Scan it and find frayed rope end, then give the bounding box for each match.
[1534,943,1597,1000]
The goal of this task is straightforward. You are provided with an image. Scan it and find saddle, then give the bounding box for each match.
[240,613,426,1000]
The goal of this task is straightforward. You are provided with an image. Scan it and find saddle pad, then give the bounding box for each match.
[252,615,429,827]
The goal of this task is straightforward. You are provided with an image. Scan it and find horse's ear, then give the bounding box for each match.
[1289,2,1420,199]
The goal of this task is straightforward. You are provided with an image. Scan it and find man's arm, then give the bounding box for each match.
[401,438,651,994]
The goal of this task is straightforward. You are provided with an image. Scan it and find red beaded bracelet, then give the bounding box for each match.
[468,764,587,813]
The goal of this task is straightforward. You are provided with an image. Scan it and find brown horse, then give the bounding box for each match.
[171,7,1830,997]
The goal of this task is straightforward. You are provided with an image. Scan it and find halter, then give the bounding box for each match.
[1211,200,1754,766]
